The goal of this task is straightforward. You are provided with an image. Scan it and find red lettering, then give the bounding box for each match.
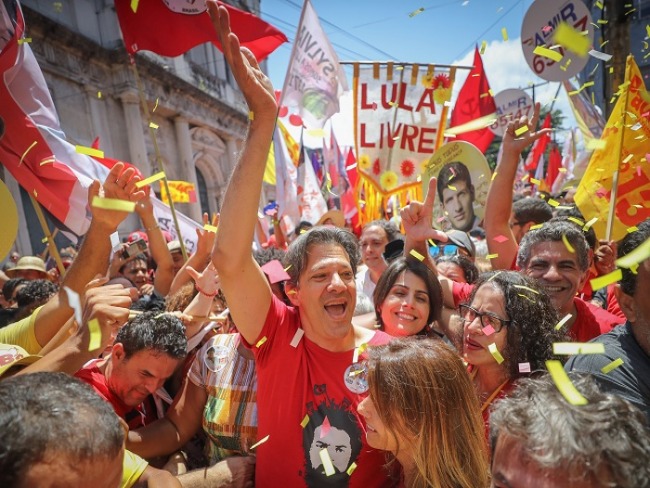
[360,83,374,110]
[397,83,414,111]
[359,124,375,148]
[417,127,437,154]
[400,125,418,152]
[415,89,436,113]
[381,83,398,109]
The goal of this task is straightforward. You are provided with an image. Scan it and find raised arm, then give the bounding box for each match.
[484,102,550,270]
[209,3,276,345]
[33,163,144,348]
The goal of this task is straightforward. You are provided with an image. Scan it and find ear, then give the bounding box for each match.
[577,250,594,290]
[614,284,635,322]
[112,343,125,362]
[284,282,300,307]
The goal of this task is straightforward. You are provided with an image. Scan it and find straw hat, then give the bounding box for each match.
[0,344,40,377]
[5,256,48,279]
[317,209,345,228]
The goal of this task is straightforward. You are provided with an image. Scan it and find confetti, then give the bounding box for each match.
[63,286,82,325]
[488,343,504,364]
[153,98,159,112]
[615,237,650,269]
[529,178,541,185]
[76,145,104,158]
[130,0,139,13]
[547,360,588,405]
[555,313,573,330]
[91,196,135,213]
[353,343,368,363]
[346,463,357,476]
[627,226,639,233]
[586,139,607,150]
[203,224,218,233]
[135,171,166,188]
[480,40,487,54]
[482,324,495,336]
[148,122,159,130]
[17,37,32,44]
[290,328,305,348]
[513,285,540,294]
[19,141,38,166]
[553,342,605,355]
[447,184,457,191]
[255,336,268,348]
[408,7,425,17]
[493,235,509,243]
[567,217,585,227]
[300,414,310,428]
[601,358,624,374]
[409,249,425,261]
[486,253,499,259]
[590,269,623,291]
[529,224,543,230]
[248,111,254,121]
[518,362,531,373]
[583,217,599,230]
[88,318,102,351]
[110,231,121,252]
[487,271,503,282]
[588,49,612,62]
[307,129,325,137]
[533,45,563,62]
[250,435,270,450]
[320,415,331,439]
[491,171,498,181]
[39,156,55,166]
[515,126,529,136]
[553,22,590,57]
[501,27,508,41]
[320,449,336,476]
[548,199,560,207]
[562,234,575,253]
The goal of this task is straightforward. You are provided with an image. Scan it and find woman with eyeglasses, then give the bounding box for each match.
[372,257,444,338]
[358,338,490,487]
[460,271,567,434]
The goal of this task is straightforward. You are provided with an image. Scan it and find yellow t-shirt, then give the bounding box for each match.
[0,306,43,354]
[121,450,149,488]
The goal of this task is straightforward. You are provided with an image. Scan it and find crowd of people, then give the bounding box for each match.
[1,4,649,487]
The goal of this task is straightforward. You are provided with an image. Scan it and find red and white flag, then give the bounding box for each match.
[115,0,287,61]
[279,0,347,129]
[524,113,552,172]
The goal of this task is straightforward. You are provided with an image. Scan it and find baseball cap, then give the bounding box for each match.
[0,344,41,377]
[127,231,148,244]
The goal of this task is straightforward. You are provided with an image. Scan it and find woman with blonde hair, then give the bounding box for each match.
[358,338,490,488]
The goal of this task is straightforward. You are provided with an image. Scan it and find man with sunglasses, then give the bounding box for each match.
[428,230,475,260]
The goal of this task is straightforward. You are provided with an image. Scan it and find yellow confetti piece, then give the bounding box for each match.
[501,27,508,41]
[487,271,503,282]
[529,178,541,185]
[553,342,606,355]
[488,343,504,364]
[615,237,650,269]
[39,156,56,166]
[408,7,425,17]
[248,111,254,121]
[583,217,598,231]
[447,184,457,191]
[595,0,603,8]
[428,239,436,247]
[149,122,159,130]
[203,224,218,233]
[307,129,326,137]
[555,313,573,330]
[486,253,499,259]
[88,318,102,351]
[255,336,268,348]
[353,343,368,364]
[514,126,529,137]
[346,462,357,476]
[41,236,48,244]
[562,234,575,253]
[513,285,539,294]
[320,449,336,476]
[601,358,624,374]
[284,264,292,271]
[135,171,166,188]
[409,249,425,261]
[480,40,487,54]
[548,199,560,207]
[130,0,139,13]
[533,45,563,62]
[590,269,623,291]
[529,224,543,230]
[627,226,638,233]
[300,414,310,428]
[554,22,590,56]
[153,98,159,112]
[19,141,38,166]
[567,216,584,227]
[76,145,104,158]
[97,91,102,99]
[586,139,607,150]
[546,360,588,405]
[491,171,498,181]
[250,435,270,450]
[91,196,135,212]
[17,37,32,44]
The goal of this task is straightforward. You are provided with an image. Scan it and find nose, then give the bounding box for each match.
[357,396,368,416]
[543,264,561,281]
[401,293,416,308]
[328,273,346,292]
[464,314,484,334]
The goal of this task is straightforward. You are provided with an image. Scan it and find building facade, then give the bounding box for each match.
[3,0,264,255]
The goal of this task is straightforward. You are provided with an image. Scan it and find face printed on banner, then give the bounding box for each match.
[442,179,476,232]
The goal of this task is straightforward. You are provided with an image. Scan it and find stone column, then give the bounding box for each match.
[174,116,202,222]
[84,86,113,156]
[119,91,150,176]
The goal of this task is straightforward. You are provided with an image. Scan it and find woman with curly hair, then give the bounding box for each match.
[372,257,444,337]
[358,338,490,488]
[460,270,567,432]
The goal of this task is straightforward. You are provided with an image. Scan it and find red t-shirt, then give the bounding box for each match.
[245,295,394,487]
[569,297,623,342]
[75,360,149,430]
[452,281,475,308]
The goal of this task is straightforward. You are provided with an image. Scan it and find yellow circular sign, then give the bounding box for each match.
[422,141,492,232]
[0,178,19,262]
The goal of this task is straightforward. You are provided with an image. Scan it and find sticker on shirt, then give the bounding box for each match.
[343,362,368,395]
[204,345,230,373]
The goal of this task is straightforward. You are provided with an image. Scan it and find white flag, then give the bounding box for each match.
[274,121,301,233]
[297,147,328,224]
[280,0,347,129]
[151,196,201,254]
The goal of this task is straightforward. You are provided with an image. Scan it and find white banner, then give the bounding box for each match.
[151,196,201,254]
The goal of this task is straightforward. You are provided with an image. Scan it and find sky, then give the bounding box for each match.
[259,0,580,147]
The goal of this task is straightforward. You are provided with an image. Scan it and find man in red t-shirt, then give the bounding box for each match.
[75,312,186,429]
[210,6,392,487]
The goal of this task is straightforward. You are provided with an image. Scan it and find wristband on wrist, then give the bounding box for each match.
[145,224,160,232]
[195,283,218,298]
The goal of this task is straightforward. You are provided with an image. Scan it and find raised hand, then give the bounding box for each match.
[195,212,219,259]
[186,263,220,298]
[501,102,552,157]
[207,2,277,118]
[401,177,449,244]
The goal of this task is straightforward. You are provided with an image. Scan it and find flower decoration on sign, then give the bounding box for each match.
[372,158,381,175]
[379,170,399,191]
[432,73,452,104]
[421,73,433,88]
[420,159,431,175]
[400,159,415,178]
[358,154,372,171]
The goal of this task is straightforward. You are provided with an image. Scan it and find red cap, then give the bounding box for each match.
[127,231,148,244]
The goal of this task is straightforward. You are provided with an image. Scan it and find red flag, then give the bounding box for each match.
[115,0,287,61]
[448,47,496,153]
[524,113,552,171]
[545,144,562,190]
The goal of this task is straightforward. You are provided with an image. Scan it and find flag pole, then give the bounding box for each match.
[29,194,65,276]
[129,61,189,261]
[605,55,632,242]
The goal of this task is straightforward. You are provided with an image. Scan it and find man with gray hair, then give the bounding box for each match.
[489,374,650,487]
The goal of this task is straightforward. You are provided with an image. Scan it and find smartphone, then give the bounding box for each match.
[121,239,148,259]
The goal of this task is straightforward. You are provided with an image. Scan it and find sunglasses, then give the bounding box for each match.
[428,244,470,257]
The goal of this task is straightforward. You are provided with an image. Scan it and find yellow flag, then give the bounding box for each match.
[160,181,196,204]
[263,141,277,185]
[575,55,650,241]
